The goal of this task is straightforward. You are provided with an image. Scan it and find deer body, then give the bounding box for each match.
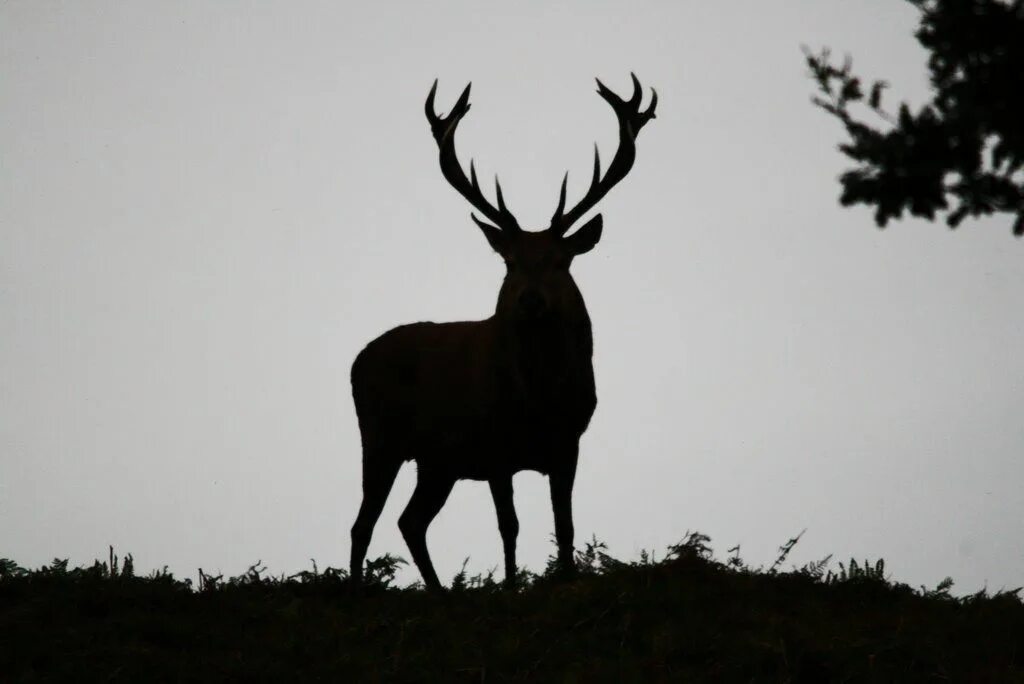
[352,314,595,478]
[350,76,656,590]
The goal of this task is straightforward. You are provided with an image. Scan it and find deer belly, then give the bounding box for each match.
[404,404,572,478]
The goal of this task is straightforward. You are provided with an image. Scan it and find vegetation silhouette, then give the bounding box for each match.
[804,0,1024,235]
[3,537,1023,681]
[350,75,657,590]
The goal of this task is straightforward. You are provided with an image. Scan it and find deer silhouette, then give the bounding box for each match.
[350,75,657,590]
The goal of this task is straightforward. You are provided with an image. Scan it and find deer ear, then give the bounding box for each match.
[472,214,508,255]
[564,214,603,255]
[470,214,506,254]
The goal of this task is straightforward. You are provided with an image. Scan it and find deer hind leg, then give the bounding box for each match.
[489,476,519,587]
[350,450,402,585]
[398,469,455,591]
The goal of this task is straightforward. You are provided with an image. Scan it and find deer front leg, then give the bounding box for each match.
[489,476,519,587]
[549,451,578,577]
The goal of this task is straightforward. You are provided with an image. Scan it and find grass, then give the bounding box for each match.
[2,533,1023,682]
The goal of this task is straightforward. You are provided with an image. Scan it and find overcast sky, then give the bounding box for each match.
[2,0,1021,593]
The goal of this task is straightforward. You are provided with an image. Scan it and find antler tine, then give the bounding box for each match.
[549,172,569,226]
[548,74,658,236]
[452,82,472,116]
[425,79,439,123]
[628,72,642,106]
[470,160,480,192]
[495,175,508,213]
[425,80,520,232]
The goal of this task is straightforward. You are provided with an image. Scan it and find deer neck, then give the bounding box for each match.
[493,301,593,390]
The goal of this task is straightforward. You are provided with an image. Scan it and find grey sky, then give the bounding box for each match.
[2,0,1021,593]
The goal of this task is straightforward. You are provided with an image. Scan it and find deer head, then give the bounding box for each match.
[425,74,657,326]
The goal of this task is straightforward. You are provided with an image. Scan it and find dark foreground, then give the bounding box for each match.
[2,536,1022,682]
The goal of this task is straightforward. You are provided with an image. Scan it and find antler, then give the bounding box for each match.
[425,80,521,233]
[548,73,658,236]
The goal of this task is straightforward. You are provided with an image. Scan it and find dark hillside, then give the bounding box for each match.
[2,535,1022,682]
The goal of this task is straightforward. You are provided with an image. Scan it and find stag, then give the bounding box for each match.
[350,75,657,590]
